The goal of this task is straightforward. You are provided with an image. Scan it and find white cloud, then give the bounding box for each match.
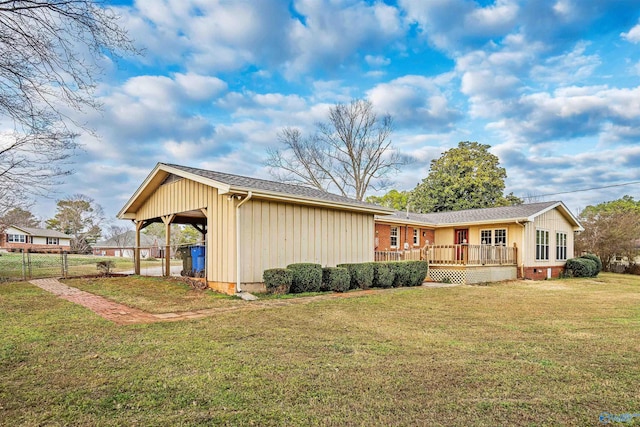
[365,55,391,67]
[367,74,461,130]
[621,21,640,43]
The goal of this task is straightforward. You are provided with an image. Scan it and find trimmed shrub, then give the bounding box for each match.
[565,258,597,278]
[287,263,322,293]
[407,261,429,286]
[337,263,374,290]
[373,263,395,288]
[322,267,350,292]
[263,268,293,294]
[388,262,412,287]
[580,253,602,276]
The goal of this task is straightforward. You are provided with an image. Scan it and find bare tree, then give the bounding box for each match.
[0,1,135,216]
[266,99,407,201]
[104,224,132,255]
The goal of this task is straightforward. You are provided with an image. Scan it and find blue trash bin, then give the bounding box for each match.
[190,245,205,275]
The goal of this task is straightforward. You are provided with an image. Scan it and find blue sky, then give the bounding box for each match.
[34,0,640,223]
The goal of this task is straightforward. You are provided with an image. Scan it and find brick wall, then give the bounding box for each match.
[523,265,565,280]
[375,223,435,250]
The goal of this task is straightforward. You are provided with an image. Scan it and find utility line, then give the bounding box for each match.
[521,181,640,200]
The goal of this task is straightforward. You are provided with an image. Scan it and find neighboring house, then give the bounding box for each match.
[93,230,164,259]
[0,225,72,253]
[374,201,584,283]
[118,163,393,294]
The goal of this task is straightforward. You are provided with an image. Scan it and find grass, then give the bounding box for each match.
[0,273,639,425]
[0,252,180,281]
[63,276,238,313]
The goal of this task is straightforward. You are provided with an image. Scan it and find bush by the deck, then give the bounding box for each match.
[263,268,293,294]
[321,267,350,293]
[373,263,395,288]
[287,263,322,293]
[406,261,429,286]
[337,263,374,290]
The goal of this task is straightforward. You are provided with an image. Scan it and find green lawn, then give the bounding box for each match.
[0,252,180,281]
[64,276,238,313]
[1,273,639,426]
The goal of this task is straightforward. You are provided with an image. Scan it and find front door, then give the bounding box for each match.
[455,229,468,262]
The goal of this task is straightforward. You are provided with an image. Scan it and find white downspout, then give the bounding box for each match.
[236,191,253,293]
[515,220,525,279]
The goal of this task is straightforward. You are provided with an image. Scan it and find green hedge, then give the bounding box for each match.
[373,263,395,288]
[580,253,602,276]
[407,261,429,286]
[565,258,597,278]
[337,263,375,290]
[322,267,350,293]
[263,268,292,294]
[387,262,411,287]
[287,263,322,293]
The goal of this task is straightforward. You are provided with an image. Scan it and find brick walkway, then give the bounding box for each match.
[29,278,458,325]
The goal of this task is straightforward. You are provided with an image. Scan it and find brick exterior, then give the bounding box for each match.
[522,265,565,280]
[375,223,435,251]
[1,233,70,253]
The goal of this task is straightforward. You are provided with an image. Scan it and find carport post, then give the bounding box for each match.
[161,215,175,277]
[134,220,144,275]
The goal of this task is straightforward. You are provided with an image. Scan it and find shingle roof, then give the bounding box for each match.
[10,226,71,239]
[379,201,573,226]
[163,163,391,211]
[95,231,165,248]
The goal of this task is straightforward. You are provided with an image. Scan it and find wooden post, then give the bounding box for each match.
[134,220,144,275]
[161,215,175,277]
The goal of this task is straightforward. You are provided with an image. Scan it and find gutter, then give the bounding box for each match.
[236,191,253,293]
[515,219,526,278]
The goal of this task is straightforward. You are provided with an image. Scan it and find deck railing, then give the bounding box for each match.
[423,244,517,266]
[374,249,423,262]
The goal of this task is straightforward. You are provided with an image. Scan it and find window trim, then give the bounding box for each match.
[7,234,26,243]
[536,229,550,261]
[46,237,59,245]
[413,229,419,246]
[390,226,398,248]
[480,228,507,246]
[556,232,567,261]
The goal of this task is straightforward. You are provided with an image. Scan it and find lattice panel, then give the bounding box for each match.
[428,268,467,284]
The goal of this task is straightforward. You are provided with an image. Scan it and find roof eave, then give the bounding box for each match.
[228,187,394,215]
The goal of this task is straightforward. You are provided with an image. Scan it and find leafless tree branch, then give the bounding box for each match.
[266,99,409,200]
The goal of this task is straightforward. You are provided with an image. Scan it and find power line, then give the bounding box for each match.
[521,181,640,200]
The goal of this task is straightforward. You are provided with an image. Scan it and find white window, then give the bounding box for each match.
[480,229,507,246]
[46,237,59,245]
[556,232,567,261]
[390,227,398,248]
[413,229,419,246]
[536,229,549,261]
[7,234,26,243]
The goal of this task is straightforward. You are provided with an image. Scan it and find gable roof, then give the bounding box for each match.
[118,163,394,218]
[95,230,165,248]
[7,226,71,239]
[377,201,583,230]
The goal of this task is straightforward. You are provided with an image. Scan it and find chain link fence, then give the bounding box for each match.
[0,248,182,282]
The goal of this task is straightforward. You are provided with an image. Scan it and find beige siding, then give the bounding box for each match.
[132,178,237,284]
[524,208,576,266]
[239,199,374,283]
[135,178,211,220]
